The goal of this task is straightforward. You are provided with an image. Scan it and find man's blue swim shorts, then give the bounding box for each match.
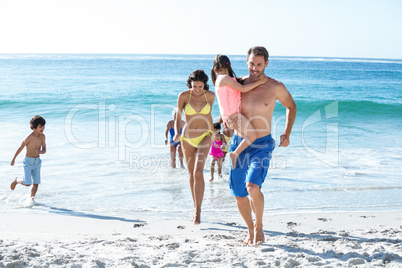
[229,134,275,197]
[23,156,42,185]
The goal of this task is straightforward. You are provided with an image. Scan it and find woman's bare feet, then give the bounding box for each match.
[229,152,238,170]
[209,177,214,182]
[10,177,18,190]
[243,231,254,245]
[193,211,201,225]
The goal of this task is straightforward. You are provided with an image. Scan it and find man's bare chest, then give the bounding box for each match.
[241,90,276,113]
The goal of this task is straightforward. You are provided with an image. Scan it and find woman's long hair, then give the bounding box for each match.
[187,69,209,90]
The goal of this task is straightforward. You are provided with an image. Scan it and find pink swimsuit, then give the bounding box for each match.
[215,77,241,123]
[209,140,224,159]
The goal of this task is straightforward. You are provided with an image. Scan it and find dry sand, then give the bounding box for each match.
[1,211,401,267]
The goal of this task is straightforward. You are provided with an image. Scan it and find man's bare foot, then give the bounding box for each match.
[242,231,254,245]
[209,177,214,182]
[254,226,265,245]
[10,178,18,190]
[229,152,238,170]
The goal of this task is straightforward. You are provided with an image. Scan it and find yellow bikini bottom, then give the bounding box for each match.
[181,131,213,148]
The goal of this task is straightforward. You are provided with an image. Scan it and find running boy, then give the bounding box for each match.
[10,115,47,201]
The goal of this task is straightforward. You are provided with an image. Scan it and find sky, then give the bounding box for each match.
[0,0,401,59]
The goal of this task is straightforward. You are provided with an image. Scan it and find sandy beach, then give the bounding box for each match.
[1,211,401,267]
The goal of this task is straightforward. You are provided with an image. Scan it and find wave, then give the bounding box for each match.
[268,185,402,194]
[266,204,402,212]
[0,99,402,123]
[290,99,402,118]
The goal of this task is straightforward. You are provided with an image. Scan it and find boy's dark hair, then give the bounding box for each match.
[186,69,209,90]
[30,115,46,130]
[213,123,221,130]
[248,46,269,62]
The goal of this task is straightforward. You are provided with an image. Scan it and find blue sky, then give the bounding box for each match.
[0,0,401,59]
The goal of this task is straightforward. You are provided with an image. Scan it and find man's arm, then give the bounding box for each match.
[276,84,297,147]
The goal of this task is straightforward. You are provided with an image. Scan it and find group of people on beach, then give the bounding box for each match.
[10,46,297,246]
[164,46,297,244]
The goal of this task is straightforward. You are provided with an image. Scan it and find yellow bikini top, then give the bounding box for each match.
[184,89,211,115]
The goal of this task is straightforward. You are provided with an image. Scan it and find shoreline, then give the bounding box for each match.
[1,211,401,267]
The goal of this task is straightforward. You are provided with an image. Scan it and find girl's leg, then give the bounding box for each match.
[228,113,257,170]
[169,143,177,168]
[217,157,223,178]
[209,156,216,182]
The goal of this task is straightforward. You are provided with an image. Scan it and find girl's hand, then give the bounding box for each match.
[259,75,268,85]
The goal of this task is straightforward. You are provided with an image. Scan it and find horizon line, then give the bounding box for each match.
[0,52,401,61]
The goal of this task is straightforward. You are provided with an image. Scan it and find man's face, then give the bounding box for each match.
[247,54,268,79]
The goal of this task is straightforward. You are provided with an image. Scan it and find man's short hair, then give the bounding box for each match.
[248,46,269,62]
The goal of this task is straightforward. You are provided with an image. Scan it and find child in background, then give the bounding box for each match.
[209,123,227,182]
[164,108,185,168]
[211,54,267,169]
[10,115,47,201]
[217,114,233,163]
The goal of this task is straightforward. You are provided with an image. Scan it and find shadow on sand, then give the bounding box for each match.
[34,203,145,223]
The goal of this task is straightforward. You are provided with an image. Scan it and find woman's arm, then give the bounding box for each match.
[164,121,170,145]
[173,92,186,142]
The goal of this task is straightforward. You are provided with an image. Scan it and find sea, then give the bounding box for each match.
[1,54,401,223]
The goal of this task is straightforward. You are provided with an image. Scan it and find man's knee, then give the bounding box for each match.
[246,182,260,196]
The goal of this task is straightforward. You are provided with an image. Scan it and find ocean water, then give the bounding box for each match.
[1,54,401,222]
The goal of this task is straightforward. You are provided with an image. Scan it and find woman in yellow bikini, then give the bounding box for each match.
[173,69,215,224]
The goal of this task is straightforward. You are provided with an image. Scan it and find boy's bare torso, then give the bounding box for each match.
[25,133,45,158]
